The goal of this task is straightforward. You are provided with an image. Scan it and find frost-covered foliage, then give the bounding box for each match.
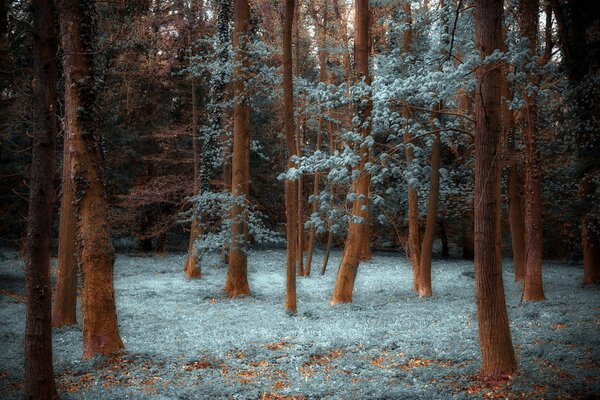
[182,191,283,261]
[0,250,598,398]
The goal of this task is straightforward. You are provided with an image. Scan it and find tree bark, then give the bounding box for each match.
[519,0,545,301]
[52,130,78,327]
[25,0,59,397]
[331,0,371,304]
[473,0,517,379]
[283,0,298,313]
[225,0,251,297]
[57,0,124,358]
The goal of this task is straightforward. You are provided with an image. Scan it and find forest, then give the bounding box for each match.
[0,0,599,398]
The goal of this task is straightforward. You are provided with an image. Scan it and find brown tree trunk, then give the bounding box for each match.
[519,0,545,301]
[25,0,58,397]
[473,0,517,379]
[500,30,526,282]
[57,0,124,358]
[331,0,371,304]
[507,134,526,281]
[283,0,298,313]
[52,129,78,327]
[183,31,201,279]
[401,1,421,291]
[305,0,328,275]
[439,218,449,259]
[321,231,334,275]
[225,0,251,297]
[419,129,441,298]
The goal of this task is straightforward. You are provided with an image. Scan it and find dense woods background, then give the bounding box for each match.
[1,0,599,398]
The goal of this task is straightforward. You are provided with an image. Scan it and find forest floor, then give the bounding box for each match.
[0,248,599,399]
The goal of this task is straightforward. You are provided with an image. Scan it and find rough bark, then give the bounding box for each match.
[519,0,545,301]
[331,0,371,304]
[473,0,517,379]
[581,178,600,284]
[283,0,298,313]
[25,0,58,397]
[225,0,251,297]
[52,131,78,327]
[57,0,124,358]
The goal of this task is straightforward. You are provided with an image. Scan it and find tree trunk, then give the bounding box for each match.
[283,0,298,313]
[473,0,517,379]
[57,0,124,358]
[401,1,421,291]
[183,31,201,279]
[439,218,449,259]
[52,129,78,327]
[519,0,545,301]
[25,0,58,397]
[225,0,251,297]
[321,231,333,275]
[305,0,328,275]
[500,30,526,282]
[418,130,441,298]
[331,0,371,304]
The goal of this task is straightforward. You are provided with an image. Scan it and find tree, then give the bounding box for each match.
[183,3,204,279]
[283,0,298,313]
[56,0,124,358]
[500,28,526,283]
[401,1,421,292]
[473,0,517,379]
[225,0,252,297]
[52,131,78,327]
[331,0,371,304]
[519,0,545,301]
[24,0,58,396]
[549,0,600,285]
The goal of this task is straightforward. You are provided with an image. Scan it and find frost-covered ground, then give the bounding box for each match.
[0,249,599,399]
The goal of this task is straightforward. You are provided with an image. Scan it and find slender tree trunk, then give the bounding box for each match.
[439,218,449,259]
[305,0,328,275]
[331,0,371,304]
[500,30,526,282]
[321,231,334,275]
[507,132,526,281]
[52,133,78,327]
[418,129,441,298]
[520,0,545,301]
[401,1,421,291]
[184,30,201,279]
[25,0,58,397]
[225,0,251,297]
[473,0,517,379]
[283,0,298,313]
[57,0,124,358]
